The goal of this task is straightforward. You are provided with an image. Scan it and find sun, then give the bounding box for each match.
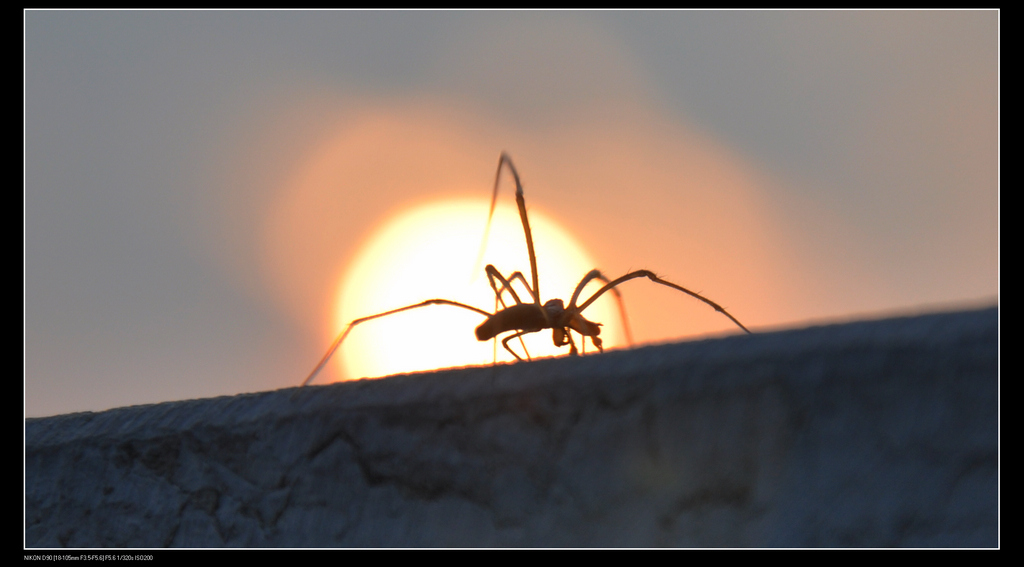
[326,197,625,382]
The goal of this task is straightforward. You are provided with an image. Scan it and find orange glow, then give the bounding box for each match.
[329,198,625,381]
[236,97,827,389]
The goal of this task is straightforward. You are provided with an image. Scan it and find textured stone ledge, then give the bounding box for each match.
[25,307,998,547]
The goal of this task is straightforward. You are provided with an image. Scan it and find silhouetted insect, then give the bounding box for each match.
[301,152,750,386]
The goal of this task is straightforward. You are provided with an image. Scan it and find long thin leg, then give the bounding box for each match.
[484,265,532,360]
[302,299,492,387]
[575,270,751,334]
[505,272,536,302]
[501,329,540,361]
[485,265,535,306]
[568,269,634,346]
[482,154,544,311]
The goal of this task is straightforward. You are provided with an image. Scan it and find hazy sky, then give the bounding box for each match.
[25,10,998,417]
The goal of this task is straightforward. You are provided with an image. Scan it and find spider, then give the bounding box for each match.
[302,153,750,386]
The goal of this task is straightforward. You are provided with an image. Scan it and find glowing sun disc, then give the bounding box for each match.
[331,198,624,381]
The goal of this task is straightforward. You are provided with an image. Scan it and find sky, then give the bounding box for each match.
[25,10,998,417]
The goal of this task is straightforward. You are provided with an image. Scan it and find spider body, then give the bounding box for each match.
[474,297,604,358]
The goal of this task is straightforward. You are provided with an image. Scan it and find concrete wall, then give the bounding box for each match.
[25,307,998,547]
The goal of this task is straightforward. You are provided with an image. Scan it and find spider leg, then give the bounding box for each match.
[501,330,538,362]
[568,269,634,346]
[488,153,544,314]
[485,265,534,360]
[302,299,491,387]
[575,270,751,334]
[485,265,538,306]
[504,271,539,303]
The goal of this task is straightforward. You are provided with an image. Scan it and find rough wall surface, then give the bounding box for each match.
[25,307,998,547]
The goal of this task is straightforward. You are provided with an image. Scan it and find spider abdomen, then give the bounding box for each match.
[475,303,548,341]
